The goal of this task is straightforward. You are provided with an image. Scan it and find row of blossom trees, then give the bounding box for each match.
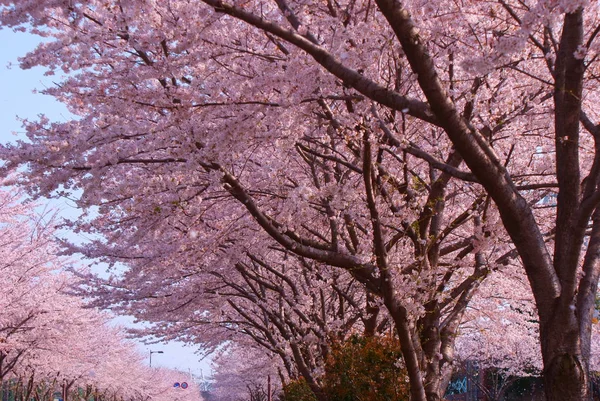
[0,189,200,401]
[1,0,600,400]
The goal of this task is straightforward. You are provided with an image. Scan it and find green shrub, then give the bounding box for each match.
[282,378,317,401]
[281,336,409,401]
[323,335,409,401]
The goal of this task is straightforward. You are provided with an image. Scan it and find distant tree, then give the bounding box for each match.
[81,248,382,391]
[210,346,279,401]
[0,189,200,401]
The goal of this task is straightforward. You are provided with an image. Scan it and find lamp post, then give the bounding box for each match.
[149,350,164,367]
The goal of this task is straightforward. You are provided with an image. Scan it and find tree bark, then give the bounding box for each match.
[384,297,429,401]
[544,352,588,401]
[541,7,591,401]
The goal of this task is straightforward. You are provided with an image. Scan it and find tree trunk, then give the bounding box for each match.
[544,6,589,399]
[23,375,34,401]
[544,353,588,401]
[419,305,444,401]
[385,300,428,401]
[541,302,590,401]
[363,293,380,338]
[384,295,453,401]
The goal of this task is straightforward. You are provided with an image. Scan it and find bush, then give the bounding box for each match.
[282,378,317,401]
[281,336,409,401]
[323,335,409,401]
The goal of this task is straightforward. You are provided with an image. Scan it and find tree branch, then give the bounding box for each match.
[198,0,439,125]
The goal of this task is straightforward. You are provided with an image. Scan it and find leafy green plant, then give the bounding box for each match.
[323,335,409,401]
[281,378,317,401]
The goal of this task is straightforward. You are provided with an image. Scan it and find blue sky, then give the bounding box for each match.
[0,30,70,142]
[0,28,212,379]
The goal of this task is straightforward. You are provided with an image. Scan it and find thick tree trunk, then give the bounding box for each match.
[422,365,447,401]
[543,8,589,401]
[544,353,588,401]
[541,302,591,401]
[420,333,454,401]
[420,324,460,401]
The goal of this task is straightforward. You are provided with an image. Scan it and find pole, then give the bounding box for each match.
[267,375,272,401]
[149,350,164,367]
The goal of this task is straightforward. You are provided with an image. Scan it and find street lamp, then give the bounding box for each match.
[149,350,164,367]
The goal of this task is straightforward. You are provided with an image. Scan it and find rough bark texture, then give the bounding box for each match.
[544,353,587,401]
[541,7,590,401]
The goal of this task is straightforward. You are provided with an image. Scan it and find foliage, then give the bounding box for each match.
[210,346,280,401]
[281,336,409,401]
[323,336,409,401]
[282,379,317,401]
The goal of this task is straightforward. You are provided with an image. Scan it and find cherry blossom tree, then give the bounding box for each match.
[5,299,203,401]
[78,234,390,399]
[0,189,68,384]
[455,264,600,401]
[210,345,280,401]
[2,1,600,400]
[0,1,519,399]
[0,188,201,401]
[455,264,543,378]
[0,17,501,396]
